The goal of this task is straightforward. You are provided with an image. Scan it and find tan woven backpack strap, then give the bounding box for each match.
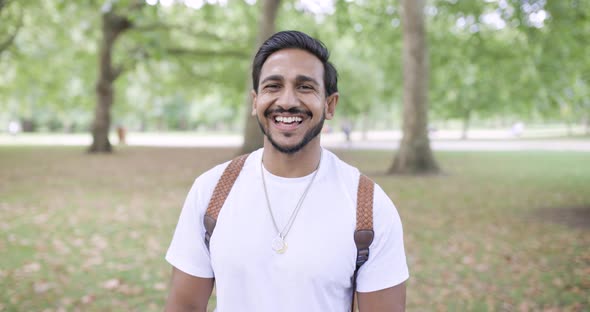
[351,174,375,312]
[203,153,249,249]
[356,174,375,233]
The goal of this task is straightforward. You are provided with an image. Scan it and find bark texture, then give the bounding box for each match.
[389,0,439,174]
[240,0,281,154]
[88,11,132,153]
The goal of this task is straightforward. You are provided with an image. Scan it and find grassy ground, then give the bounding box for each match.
[0,146,588,311]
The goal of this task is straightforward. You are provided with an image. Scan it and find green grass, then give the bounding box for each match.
[1,146,589,311]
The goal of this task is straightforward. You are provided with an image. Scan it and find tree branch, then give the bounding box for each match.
[166,48,248,58]
[174,57,237,85]
[0,1,22,53]
[133,23,244,45]
[0,28,18,53]
[0,0,16,12]
[111,47,146,80]
[111,65,124,80]
[116,0,145,16]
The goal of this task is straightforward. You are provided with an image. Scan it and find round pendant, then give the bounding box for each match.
[271,236,288,254]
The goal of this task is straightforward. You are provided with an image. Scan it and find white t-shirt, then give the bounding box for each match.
[166,148,409,312]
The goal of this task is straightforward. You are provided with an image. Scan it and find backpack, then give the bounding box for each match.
[203,153,374,312]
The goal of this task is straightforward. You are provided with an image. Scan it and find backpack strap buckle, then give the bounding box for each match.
[356,247,370,268]
[354,229,374,268]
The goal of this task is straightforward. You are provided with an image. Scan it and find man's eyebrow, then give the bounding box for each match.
[260,75,283,85]
[296,75,320,86]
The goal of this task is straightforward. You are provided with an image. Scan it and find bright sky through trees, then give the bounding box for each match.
[0,0,586,138]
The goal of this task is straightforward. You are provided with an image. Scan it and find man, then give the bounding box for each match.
[165,30,408,312]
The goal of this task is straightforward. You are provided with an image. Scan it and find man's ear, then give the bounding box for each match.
[250,90,257,116]
[324,92,339,120]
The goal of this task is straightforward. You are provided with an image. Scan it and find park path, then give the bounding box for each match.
[1,130,589,151]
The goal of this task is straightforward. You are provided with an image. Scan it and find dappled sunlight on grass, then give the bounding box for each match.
[1,147,588,310]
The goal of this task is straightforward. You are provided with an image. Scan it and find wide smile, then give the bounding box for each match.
[269,114,307,131]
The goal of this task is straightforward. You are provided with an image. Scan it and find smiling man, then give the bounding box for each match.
[164,31,408,312]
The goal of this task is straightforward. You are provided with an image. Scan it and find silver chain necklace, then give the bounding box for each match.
[260,150,322,254]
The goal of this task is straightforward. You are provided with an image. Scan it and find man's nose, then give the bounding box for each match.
[276,86,299,109]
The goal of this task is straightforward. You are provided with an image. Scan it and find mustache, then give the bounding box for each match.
[264,107,312,117]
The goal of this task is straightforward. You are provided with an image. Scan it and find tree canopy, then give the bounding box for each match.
[0,0,587,133]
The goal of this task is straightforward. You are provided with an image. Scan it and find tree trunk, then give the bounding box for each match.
[88,11,132,153]
[240,0,281,154]
[461,109,471,140]
[389,0,439,174]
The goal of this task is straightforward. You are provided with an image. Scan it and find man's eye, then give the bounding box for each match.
[265,84,280,90]
[299,85,314,90]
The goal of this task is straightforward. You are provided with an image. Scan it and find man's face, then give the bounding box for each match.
[251,48,338,154]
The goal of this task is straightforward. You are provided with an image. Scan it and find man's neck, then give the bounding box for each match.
[261,140,322,178]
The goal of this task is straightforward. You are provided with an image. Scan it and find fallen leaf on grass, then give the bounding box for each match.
[60,297,73,306]
[519,301,532,312]
[117,284,143,295]
[22,262,41,273]
[34,281,54,294]
[71,238,84,247]
[81,294,95,304]
[33,213,49,224]
[52,239,70,255]
[91,234,109,250]
[101,278,120,290]
[475,263,489,272]
[552,277,564,287]
[147,237,161,254]
[82,256,103,268]
[153,282,166,291]
[462,255,474,265]
[567,303,585,312]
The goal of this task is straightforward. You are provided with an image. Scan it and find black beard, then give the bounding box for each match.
[257,110,325,155]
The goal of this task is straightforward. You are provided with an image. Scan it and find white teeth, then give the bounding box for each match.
[275,116,303,123]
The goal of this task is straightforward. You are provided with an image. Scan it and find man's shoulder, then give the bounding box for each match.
[194,149,260,188]
[322,148,361,190]
[195,159,233,186]
[323,149,394,204]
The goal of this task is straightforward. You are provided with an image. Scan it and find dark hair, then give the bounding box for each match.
[251,30,338,97]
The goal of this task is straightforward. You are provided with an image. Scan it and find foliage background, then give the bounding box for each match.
[1,0,588,134]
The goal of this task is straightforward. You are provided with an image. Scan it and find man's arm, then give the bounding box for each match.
[357,282,406,312]
[164,267,214,312]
